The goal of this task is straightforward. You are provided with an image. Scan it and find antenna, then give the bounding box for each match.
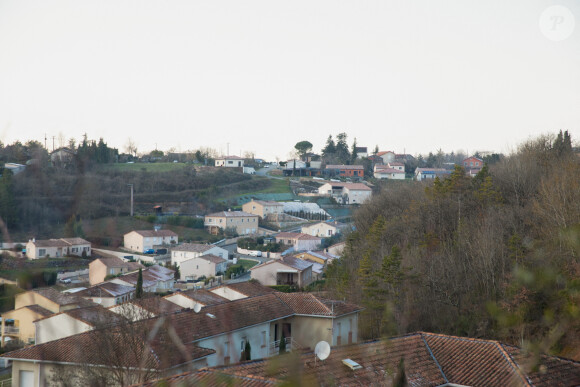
[315,341,331,363]
[193,303,202,313]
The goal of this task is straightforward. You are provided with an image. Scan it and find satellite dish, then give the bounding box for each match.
[315,341,331,361]
[193,303,202,313]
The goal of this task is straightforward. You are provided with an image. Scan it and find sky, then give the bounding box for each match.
[0,0,579,161]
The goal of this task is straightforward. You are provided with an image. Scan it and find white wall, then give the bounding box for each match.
[35,314,92,344]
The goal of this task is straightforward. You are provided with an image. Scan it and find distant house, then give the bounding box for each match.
[354,147,368,159]
[318,182,372,205]
[325,164,364,178]
[376,151,396,164]
[171,243,228,267]
[374,166,405,180]
[204,210,259,236]
[284,160,307,170]
[50,147,76,167]
[301,221,342,238]
[123,229,178,253]
[414,168,452,181]
[76,282,136,307]
[250,256,313,287]
[26,237,91,259]
[463,156,484,177]
[241,199,284,219]
[89,256,143,285]
[294,250,338,265]
[215,155,244,168]
[179,254,228,281]
[110,265,175,293]
[275,232,321,252]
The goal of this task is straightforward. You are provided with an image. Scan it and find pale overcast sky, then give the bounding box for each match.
[0,0,578,160]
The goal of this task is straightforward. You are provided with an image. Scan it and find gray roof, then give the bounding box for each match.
[172,243,214,253]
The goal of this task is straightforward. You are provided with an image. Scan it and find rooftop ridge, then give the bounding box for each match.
[420,334,449,384]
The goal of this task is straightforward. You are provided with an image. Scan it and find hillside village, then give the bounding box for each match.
[0,132,578,386]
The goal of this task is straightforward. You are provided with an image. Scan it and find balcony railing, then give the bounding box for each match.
[3,326,19,335]
[269,337,302,355]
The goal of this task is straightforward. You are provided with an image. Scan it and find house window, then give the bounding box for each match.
[39,249,46,256]
[261,331,267,348]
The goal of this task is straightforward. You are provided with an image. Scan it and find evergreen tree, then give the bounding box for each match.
[136,268,143,298]
[351,137,358,164]
[322,135,336,157]
[335,132,350,164]
[279,333,286,354]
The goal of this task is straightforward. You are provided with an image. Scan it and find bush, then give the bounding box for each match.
[225,264,246,279]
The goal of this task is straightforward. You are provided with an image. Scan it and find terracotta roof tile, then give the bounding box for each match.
[136,369,278,386]
[219,281,278,297]
[198,254,227,265]
[325,164,364,170]
[33,288,84,306]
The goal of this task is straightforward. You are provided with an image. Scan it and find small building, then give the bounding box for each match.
[294,250,338,265]
[89,256,143,286]
[317,182,372,205]
[204,210,259,236]
[171,243,229,267]
[241,199,284,219]
[110,265,175,293]
[50,147,76,167]
[376,151,396,164]
[301,221,342,238]
[250,256,313,287]
[215,155,244,168]
[123,229,178,253]
[354,147,368,159]
[75,282,136,307]
[275,232,322,252]
[325,164,365,178]
[374,166,405,180]
[179,254,228,281]
[414,168,452,181]
[26,237,91,259]
[463,156,483,169]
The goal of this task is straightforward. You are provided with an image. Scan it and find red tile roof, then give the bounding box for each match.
[275,232,321,241]
[325,165,365,170]
[136,369,278,386]
[198,254,227,265]
[215,281,278,297]
[212,333,580,386]
[274,293,361,317]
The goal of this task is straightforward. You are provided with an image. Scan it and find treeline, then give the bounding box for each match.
[4,166,258,238]
[326,132,579,358]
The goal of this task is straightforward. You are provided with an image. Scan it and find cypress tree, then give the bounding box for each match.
[136,268,143,298]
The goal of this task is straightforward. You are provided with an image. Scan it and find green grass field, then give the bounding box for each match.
[237,259,259,270]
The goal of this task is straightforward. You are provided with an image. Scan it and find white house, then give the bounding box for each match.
[26,238,91,259]
[376,151,396,164]
[317,182,372,205]
[301,222,341,238]
[123,229,178,253]
[374,166,405,180]
[215,156,244,168]
[414,168,452,181]
[179,254,228,281]
[171,243,228,267]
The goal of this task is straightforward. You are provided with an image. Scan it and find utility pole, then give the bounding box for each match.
[44,134,47,149]
[127,184,134,216]
[52,136,56,151]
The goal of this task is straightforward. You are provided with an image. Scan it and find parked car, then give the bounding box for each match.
[144,249,155,254]
[248,250,262,257]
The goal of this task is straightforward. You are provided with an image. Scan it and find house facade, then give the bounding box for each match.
[179,254,228,281]
[204,211,259,236]
[89,256,143,285]
[250,256,313,287]
[301,221,340,238]
[215,155,244,168]
[123,229,178,253]
[376,151,396,164]
[26,237,91,259]
[317,182,372,205]
[275,232,321,251]
[241,199,284,219]
[325,164,364,177]
[374,166,405,180]
[415,168,452,181]
[171,243,228,267]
